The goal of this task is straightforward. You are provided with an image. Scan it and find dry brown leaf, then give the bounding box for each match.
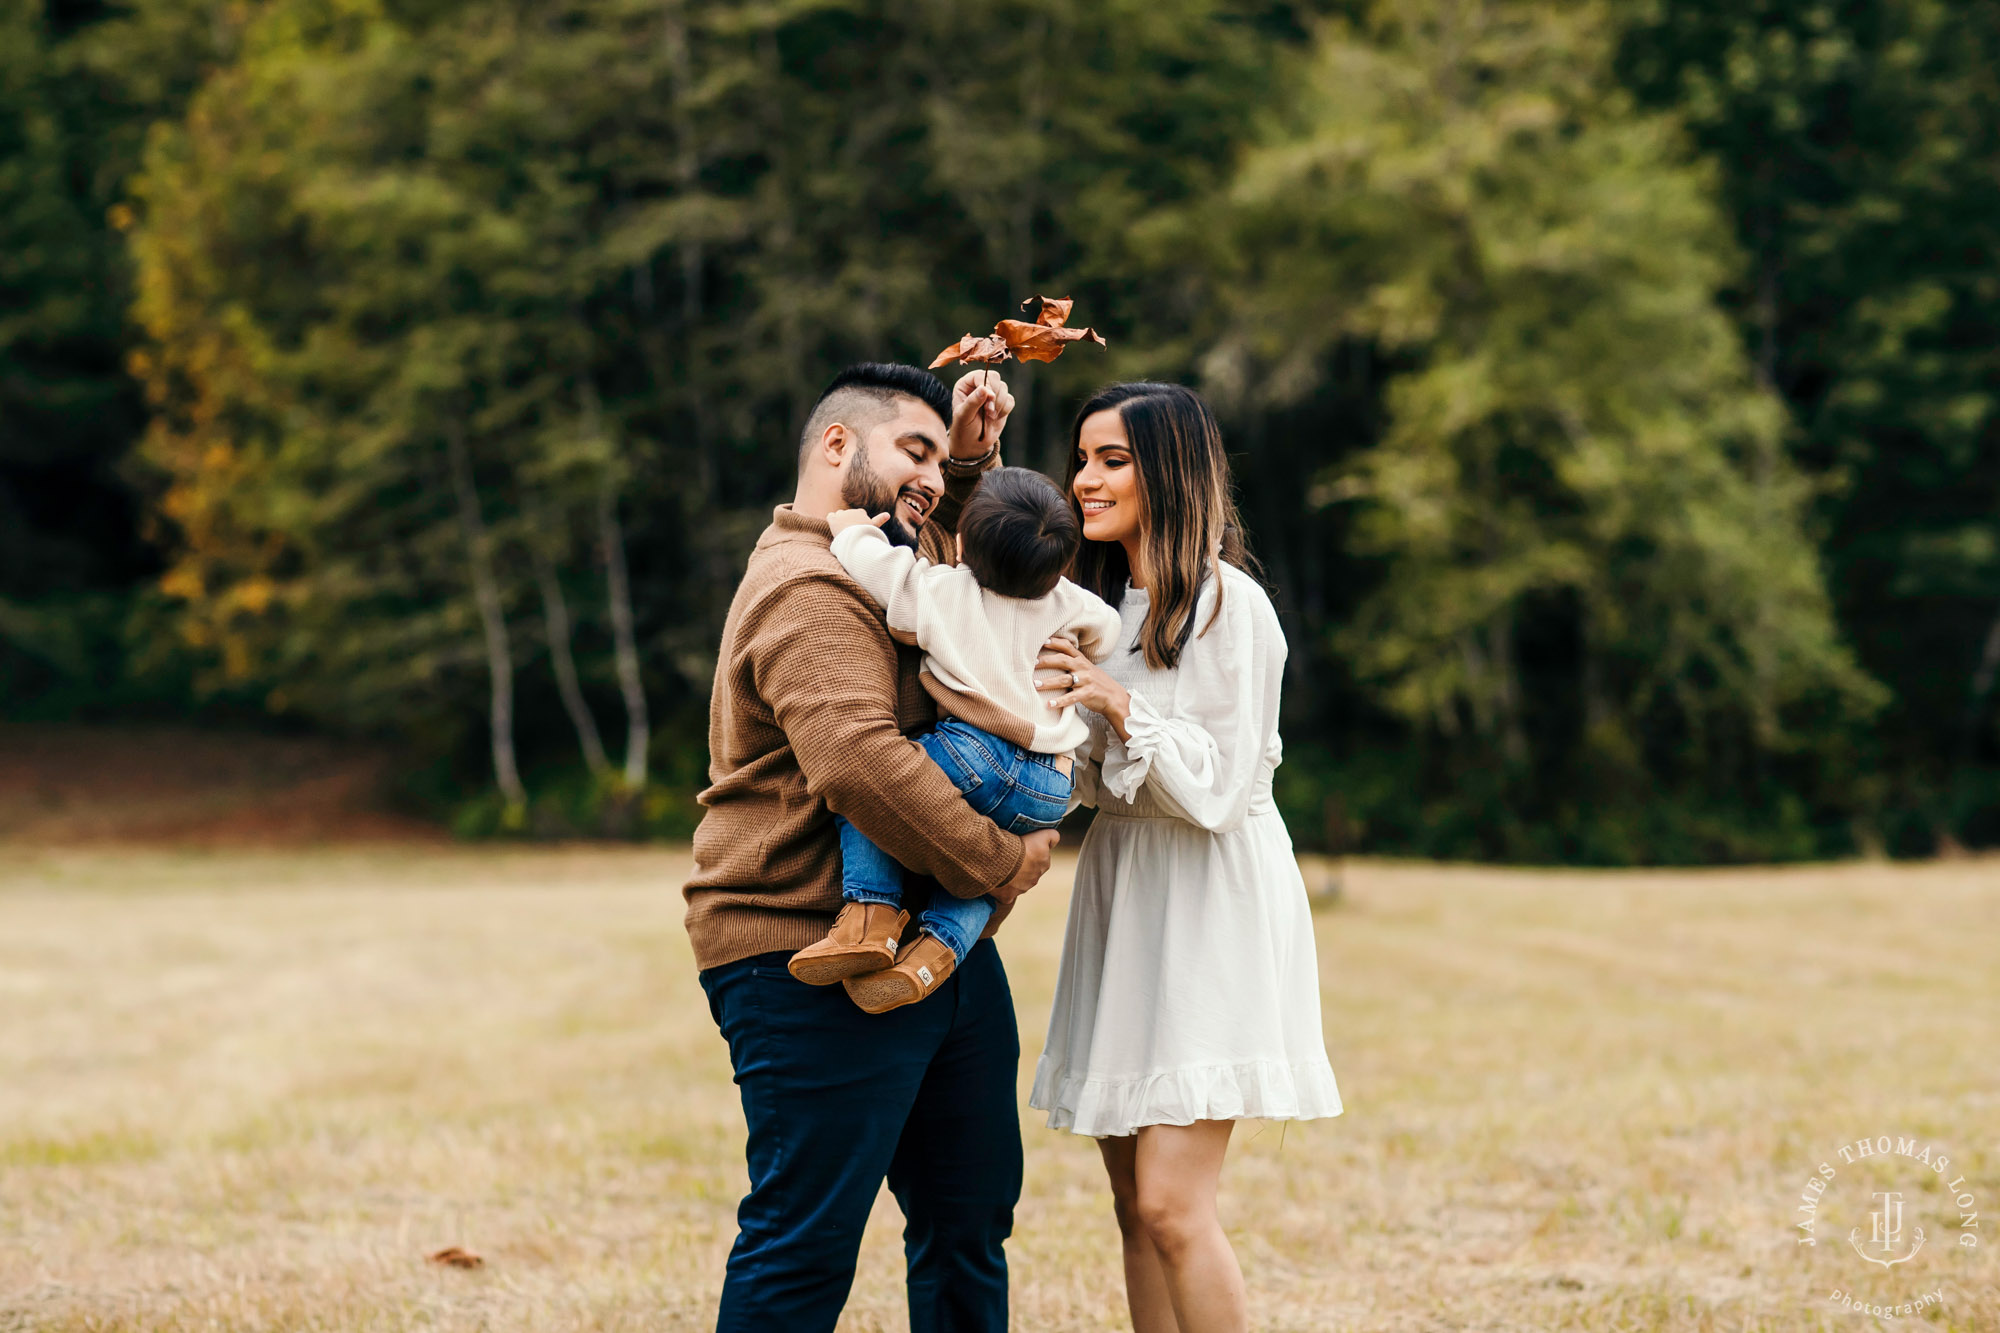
[929,296,1106,368]
[929,332,1011,368]
[427,1246,484,1269]
[994,318,1107,363]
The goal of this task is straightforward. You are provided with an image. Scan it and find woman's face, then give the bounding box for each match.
[1073,409,1143,547]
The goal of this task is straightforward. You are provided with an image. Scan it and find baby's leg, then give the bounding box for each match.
[922,734,1066,965]
[787,816,911,985]
[905,720,1071,967]
[844,720,1071,1011]
[835,815,905,909]
[917,892,996,966]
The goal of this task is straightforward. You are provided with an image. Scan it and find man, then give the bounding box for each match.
[686,362,1058,1331]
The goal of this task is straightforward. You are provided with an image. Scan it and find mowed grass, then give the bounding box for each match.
[1,847,1995,1332]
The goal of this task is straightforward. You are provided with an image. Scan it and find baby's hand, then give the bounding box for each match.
[827,508,891,536]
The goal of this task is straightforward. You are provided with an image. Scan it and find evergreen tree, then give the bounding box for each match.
[1618,0,2000,847]
[0,3,141,642]
[0,0,244,710]
[1196,0,1878,858]
[126,0,1314,805]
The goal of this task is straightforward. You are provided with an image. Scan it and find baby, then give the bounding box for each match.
[788,466,1122,1013]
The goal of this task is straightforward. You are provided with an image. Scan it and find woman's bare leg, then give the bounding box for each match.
[1096,1134,1182,1333]
[1133,1120,1245,1332]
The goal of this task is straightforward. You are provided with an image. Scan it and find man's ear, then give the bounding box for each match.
[955,533,965,564]
[816,422,852,469]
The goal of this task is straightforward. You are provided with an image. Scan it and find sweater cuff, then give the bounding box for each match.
[943,440,1000,476]
[937,830,1026,899]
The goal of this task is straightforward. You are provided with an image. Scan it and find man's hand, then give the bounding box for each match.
[989,827,1059,909]
[827,508,890,537]
[949,370,1016,459]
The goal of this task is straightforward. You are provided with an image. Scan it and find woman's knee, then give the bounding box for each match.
[1132,1179,1213,1258]
[1108,1185,1148,1240]
[1098,1141,1144,1235]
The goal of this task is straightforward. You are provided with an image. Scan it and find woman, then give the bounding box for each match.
[1030,383,1342,1332]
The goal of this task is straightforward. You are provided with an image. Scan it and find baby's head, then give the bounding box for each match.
[956,467,1079,600]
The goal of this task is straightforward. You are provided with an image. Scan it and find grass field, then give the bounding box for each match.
[1,846,1995,1331]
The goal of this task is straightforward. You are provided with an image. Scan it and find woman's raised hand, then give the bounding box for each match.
[1036,637,1132,740]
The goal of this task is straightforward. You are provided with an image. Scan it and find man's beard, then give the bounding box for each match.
[841,443,920,549]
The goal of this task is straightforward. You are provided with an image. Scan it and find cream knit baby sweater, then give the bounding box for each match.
[830,524,1124,755]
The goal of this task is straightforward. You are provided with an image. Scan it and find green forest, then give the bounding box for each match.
[5,0,1999,862]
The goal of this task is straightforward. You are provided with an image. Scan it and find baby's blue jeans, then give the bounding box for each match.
[835,717,1071,962]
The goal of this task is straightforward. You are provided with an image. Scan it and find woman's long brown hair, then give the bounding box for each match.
[1063,382,1257,670]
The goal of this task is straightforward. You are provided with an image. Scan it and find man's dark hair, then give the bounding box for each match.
[957,467,1080,600]
[798,363,953,466]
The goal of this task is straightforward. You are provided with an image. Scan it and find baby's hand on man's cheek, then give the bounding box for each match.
[827,508,889,536]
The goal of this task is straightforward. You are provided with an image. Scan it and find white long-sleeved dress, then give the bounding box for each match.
[1029,565,1344,1138]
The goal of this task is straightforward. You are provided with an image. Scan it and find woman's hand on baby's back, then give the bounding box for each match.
[1037,638,1133,739]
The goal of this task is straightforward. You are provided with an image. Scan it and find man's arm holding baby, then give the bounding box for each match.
[747,574,1055,911]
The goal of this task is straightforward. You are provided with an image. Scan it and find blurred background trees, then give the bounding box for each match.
[4,0,1998,860]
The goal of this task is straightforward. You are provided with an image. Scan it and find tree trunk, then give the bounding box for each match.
[1455,629,1489,737]
[529,522,610,776]
[1246,411,1310,695]
[1469,430,1527,766]
[1746,174,1784,762]
[1959,602,2000,762]
[1490,610,1529,767]
[1581,634,1610,736]
[665,5,716,504]
[598,477,650,787]
[445,421,526,810]
[1008,205,1038,471]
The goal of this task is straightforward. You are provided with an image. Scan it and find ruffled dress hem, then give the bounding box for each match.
[1029,1052,1344,1138]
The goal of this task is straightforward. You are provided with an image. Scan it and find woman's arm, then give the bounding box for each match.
[1039,574,1283,833]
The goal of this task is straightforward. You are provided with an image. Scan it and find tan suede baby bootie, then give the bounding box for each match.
[787,902,910,985]
[842,933,957,1014]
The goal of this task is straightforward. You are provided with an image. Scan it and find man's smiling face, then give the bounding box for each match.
[838,398,947,548]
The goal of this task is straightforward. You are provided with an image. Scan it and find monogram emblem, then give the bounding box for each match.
[1849,1191,1926,1267]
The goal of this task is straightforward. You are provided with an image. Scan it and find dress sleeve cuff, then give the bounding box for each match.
[1099,690,1166,802]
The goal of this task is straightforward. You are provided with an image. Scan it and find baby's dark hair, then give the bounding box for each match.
[957,467,1079,600]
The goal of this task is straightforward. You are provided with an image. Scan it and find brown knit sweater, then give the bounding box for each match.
[683,470,1026,971]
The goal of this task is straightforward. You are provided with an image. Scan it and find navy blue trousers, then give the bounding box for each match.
[699,937,1022,1332]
